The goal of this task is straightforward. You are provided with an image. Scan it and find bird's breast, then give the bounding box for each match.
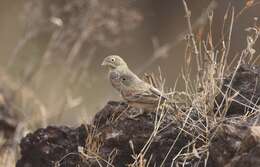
[121,89,135,98]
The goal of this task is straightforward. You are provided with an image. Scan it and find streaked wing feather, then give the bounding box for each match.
[125,87,166,104]
[149,87,167,100]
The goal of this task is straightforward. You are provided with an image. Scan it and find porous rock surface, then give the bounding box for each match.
[16,125,88,167]
[215,64,260,116]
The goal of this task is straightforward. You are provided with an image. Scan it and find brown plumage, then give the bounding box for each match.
[102,55,167,110]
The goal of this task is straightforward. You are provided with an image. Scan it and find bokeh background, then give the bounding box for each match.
[0,0,259,126]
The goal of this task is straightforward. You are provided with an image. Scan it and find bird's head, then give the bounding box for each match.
[101,55,128,69]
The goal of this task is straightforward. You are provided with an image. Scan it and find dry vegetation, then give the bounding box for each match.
[0,0,259,167]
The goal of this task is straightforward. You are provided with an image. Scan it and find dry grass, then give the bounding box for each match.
[73,1,260,166]
[124,1,260,167]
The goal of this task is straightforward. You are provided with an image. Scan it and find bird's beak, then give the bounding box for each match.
[101,60,107,66]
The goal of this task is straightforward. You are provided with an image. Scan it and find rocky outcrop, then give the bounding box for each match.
[215,64,260,116]
[16,125,88,167]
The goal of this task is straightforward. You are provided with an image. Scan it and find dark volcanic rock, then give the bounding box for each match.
[228,144,260,167]
[209,120,260,167]
[16,101,204,167]
[215,64,260,116]
[208,120,250,166]
[98,112,183,166]
[210,64,260,166]
[16,125,88,167]
[93,101,128,128]
[93,101,204,166]
[15,100,260,167]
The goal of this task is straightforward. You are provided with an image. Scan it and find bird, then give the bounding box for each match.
[101,55,167,111]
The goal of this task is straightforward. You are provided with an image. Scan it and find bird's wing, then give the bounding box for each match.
[149,86,167,100]
[124,86,166,104]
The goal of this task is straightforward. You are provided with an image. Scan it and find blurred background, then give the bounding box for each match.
[0,0,259,127]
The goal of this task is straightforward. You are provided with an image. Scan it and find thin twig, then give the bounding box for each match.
[182,0,199,56]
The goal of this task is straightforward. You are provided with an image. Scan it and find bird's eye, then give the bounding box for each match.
[111,58,115,62]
